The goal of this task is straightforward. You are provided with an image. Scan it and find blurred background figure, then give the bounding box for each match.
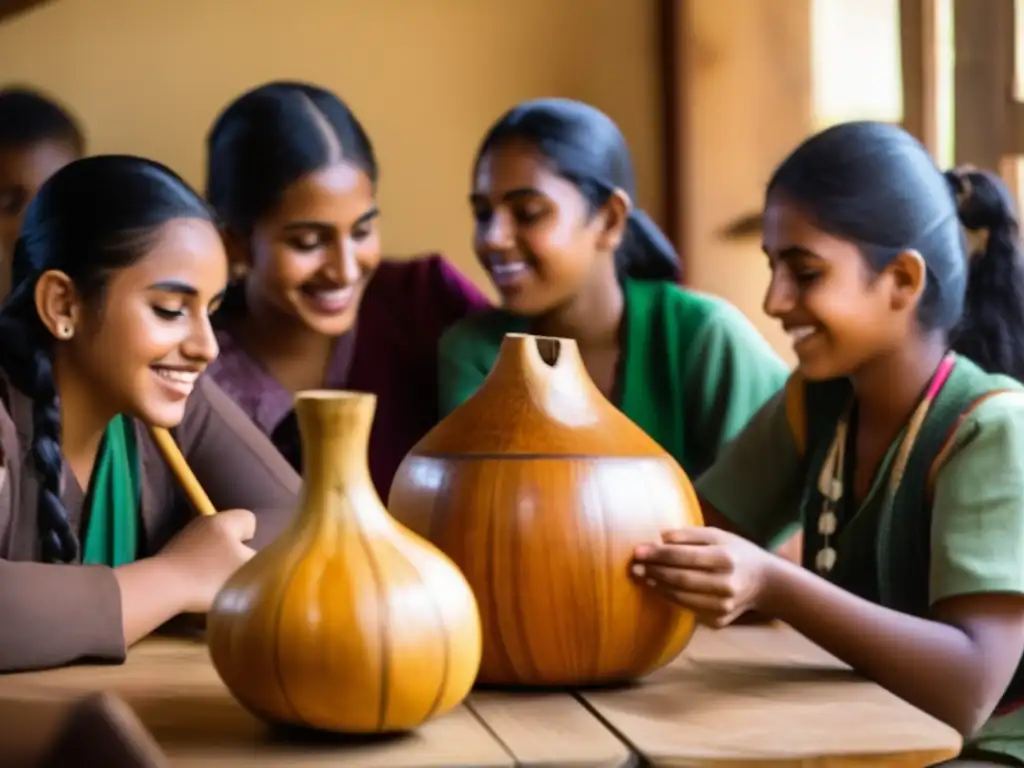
[0,85,84,301]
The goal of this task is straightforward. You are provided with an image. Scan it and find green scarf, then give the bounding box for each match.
[81,414,141,567]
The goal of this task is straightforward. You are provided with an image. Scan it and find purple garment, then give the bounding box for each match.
[207,254,491,499]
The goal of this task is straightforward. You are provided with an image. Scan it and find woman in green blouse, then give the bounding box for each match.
[634,122,1024,765]
[439,98,788,479]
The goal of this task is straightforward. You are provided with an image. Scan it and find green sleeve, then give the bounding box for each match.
[694,390,804,547]
[437,320,495,418]
[683,300,790,473]
[929,392,1024,604]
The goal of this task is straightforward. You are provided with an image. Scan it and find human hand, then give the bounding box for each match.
[632,527,782,628]
[158,509,257,614]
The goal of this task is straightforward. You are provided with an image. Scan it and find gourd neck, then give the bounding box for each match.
[295,390,380,521]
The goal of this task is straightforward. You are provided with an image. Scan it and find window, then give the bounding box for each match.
[811,0,955,166]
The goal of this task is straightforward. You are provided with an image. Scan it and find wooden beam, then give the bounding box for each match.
[658,0,685,277]
[669,0,812,356]
[899,0,942,158]
[953,0,1016,171]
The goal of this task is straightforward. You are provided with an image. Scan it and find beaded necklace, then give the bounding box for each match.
[813,353,957,575]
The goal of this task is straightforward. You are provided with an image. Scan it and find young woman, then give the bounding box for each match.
[204,81,491,498]
[633,121,1024,765]
[440,98,789,480]
[0,86,84,300]
[0,154,300,674]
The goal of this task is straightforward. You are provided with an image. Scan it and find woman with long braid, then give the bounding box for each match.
[0,154,300,673]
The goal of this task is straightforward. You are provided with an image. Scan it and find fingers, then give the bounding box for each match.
[633,541,732,571]
[216,508,258,542]
[632,563,734,596]
[660,527,722,546]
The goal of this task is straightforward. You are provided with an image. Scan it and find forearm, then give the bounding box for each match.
[114,556,191,647]
[763,557,988,735]
[0,560,125,672]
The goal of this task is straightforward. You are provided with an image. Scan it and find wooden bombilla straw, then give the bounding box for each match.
[149,427,218,517]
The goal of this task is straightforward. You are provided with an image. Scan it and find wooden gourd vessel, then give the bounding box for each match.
[388,333,703,687]
[206,391,482,733]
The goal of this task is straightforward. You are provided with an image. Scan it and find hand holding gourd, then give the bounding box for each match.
[390,333,702,686]
[632,527,780,628]
[158,508,257,614]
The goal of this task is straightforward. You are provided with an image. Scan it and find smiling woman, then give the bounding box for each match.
[439,98,788,480]
[633,122,1024,764]
[204,81,491,498]
[0,155,301,674]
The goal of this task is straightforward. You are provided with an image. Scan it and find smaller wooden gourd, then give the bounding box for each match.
[388,333,703,688]
[206,391,482,733]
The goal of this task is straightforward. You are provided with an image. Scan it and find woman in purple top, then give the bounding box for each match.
[203,81,490,497]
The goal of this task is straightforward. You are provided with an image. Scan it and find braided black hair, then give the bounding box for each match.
[1,155,212,562]
[0,278,72,561]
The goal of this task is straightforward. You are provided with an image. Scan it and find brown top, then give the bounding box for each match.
[0,371,301,673]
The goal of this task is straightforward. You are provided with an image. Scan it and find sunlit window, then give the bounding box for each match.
[811,0,955,167]
[812,0,903,125]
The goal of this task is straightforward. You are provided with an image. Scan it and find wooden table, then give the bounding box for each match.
[0,624,961,767]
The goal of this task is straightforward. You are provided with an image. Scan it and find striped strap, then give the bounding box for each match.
[783,363,1014,501]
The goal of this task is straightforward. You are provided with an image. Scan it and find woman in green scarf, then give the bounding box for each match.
[0,155,300,673]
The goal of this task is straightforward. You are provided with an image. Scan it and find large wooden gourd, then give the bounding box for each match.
[206,391,482,733]
[388,333,703,687]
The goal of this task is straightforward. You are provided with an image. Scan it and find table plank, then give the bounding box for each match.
[466,691,633,767]
[0,638,513,767]
[579,624,962,767]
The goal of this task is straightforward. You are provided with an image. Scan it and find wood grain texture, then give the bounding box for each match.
[466,691,634,767]
[580,624,962,766]
[0,629,962,766]
[389,333,702,687]
[206,391,482,734]
[0,639,511,767]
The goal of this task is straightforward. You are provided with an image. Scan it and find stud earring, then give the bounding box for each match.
[56,322,73,340]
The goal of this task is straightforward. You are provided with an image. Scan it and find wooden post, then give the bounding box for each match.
[953,0,1022,192]
[899,0,942,158]
[659,0,684,273]
[662,0,813,356]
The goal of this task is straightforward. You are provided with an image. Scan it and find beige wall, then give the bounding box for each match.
[677,0,814,363]
[0,0,663,298]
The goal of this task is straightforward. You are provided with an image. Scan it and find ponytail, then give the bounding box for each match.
[0,276,77,563]
[616,209,682,283]
[944,168,1024,381]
